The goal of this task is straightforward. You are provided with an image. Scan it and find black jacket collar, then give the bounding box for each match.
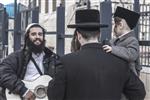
[81,43,103,50]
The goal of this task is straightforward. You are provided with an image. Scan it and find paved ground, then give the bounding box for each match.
[140,70,150,100]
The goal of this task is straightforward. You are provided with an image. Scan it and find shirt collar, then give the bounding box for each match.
[118,30,133,38]
[32,52,45,59]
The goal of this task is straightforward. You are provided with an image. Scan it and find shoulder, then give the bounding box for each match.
[125,36,139,46]
[119,35,139,46]
[43,47,58,58]
[60,52,80,64]
[61,52,77,59]
[0,49,24,64]
[44,47,61,63]
[127,36,138,41]
[4,49,23,59]
[123,32,138,43]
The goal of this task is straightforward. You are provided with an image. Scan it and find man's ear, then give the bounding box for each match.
[119,19,126,30]
[119,21,124,29]
[77,31,82,41]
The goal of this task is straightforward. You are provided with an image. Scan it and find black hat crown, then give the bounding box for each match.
[67,9,108,28]
[114,6,140,30]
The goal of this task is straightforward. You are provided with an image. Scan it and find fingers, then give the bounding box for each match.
[23,90,36,100]
[30,94,36,100]
[102,45,112,53]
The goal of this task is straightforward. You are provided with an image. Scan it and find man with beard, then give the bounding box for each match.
[0,23,60,100]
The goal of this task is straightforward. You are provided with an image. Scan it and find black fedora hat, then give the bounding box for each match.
[67,9,108,28]
[114,6,140,30]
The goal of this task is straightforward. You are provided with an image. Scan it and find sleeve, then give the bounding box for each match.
[111,37,139,62]
[123,69,146,100]
[47,59,66,100]
[0,53,28,96]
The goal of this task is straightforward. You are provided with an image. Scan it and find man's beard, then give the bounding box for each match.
[26,38,45,54]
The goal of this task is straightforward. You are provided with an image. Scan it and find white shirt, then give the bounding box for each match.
[24,52,45,81]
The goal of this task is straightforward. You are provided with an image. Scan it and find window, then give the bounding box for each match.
[52,0,56,11]
[38,0,41,13]
[30,0,36,8]
[45,0,49,13]
[61,0,65,5]
[33,0,36,8]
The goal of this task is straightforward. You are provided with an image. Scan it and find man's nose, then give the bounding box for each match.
[35,33,40,38]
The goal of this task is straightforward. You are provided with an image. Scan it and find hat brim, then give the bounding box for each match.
[67,23,108,28]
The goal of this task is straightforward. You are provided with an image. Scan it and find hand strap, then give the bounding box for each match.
[30,57,43,75]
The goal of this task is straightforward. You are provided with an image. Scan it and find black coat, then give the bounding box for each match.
[48,43,145,100]
[0,47,59,97]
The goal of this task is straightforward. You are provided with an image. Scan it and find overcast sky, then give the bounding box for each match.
[0,0,14,5]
